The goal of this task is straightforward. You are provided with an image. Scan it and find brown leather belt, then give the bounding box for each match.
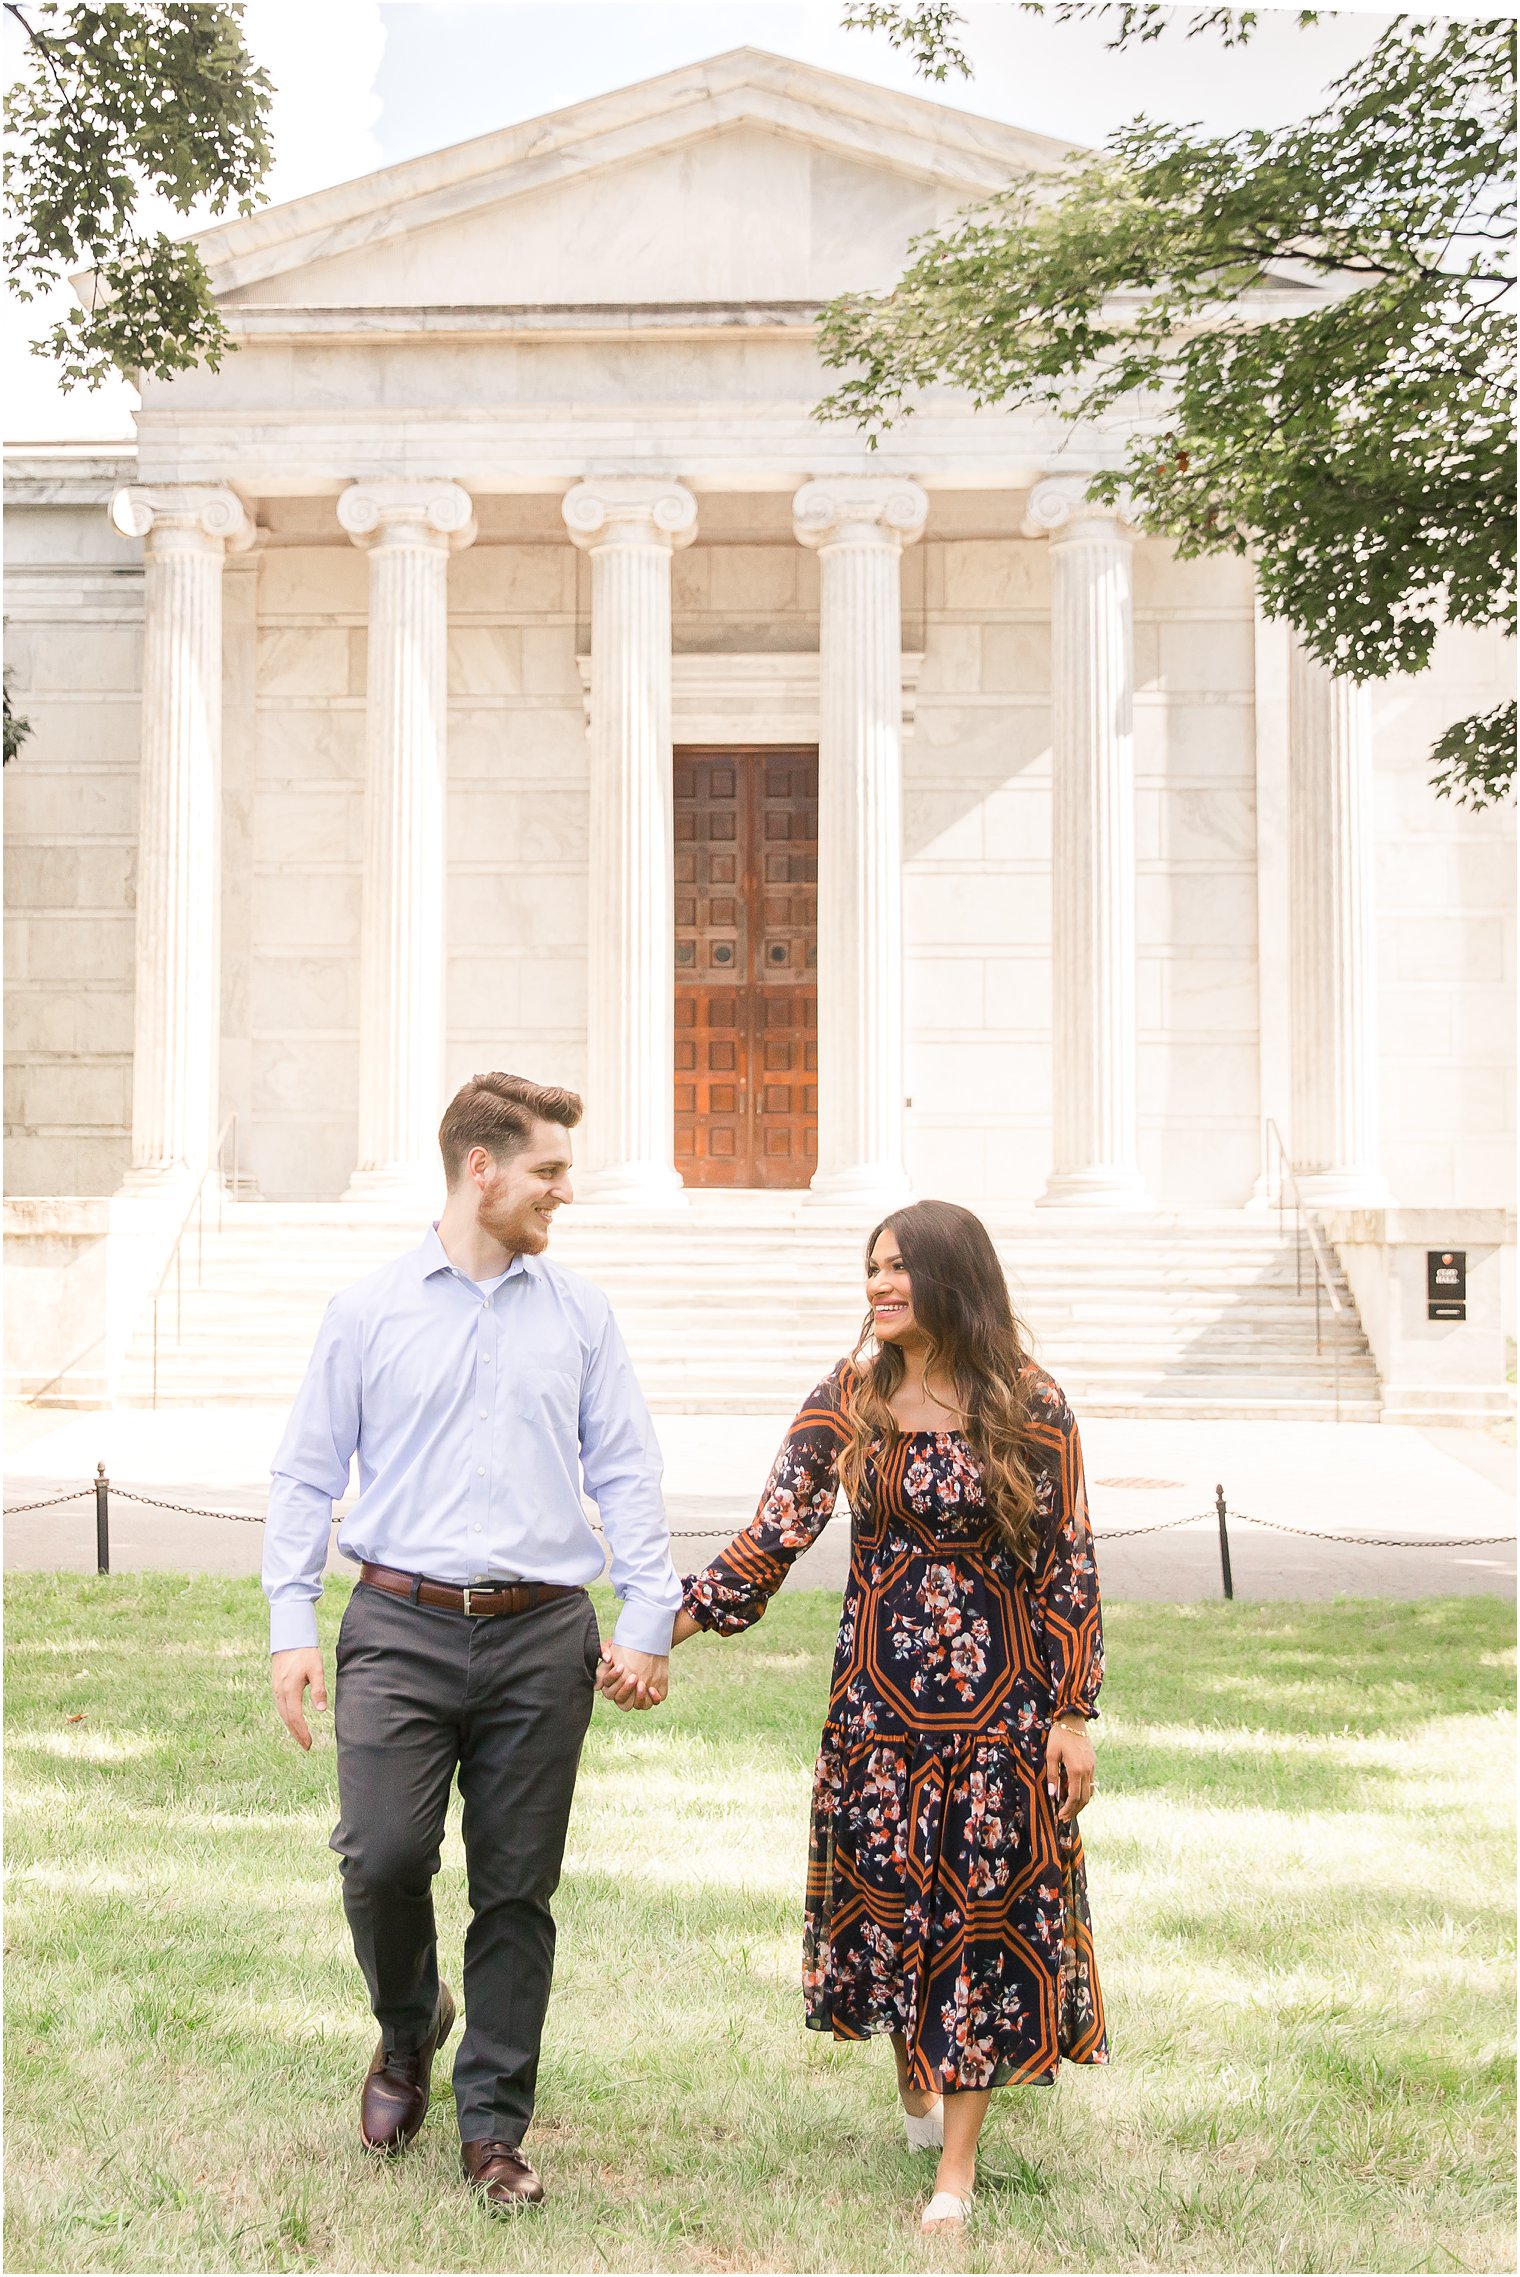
[359,1562,582,1620]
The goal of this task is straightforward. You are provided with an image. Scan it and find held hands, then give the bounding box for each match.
[595,1642,670,1712]
[272,1648,328,1750]
[1045,1713,1096,1823]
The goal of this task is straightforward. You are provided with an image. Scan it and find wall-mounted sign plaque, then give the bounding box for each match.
[1427,1250,1467,1322]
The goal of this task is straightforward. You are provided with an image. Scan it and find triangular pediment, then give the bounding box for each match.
[174,48,1073,310]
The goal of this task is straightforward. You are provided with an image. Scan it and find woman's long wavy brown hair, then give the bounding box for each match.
[838,1199,1042,1569]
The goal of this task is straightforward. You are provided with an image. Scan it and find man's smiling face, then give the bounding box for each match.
[471,1118,574,1253]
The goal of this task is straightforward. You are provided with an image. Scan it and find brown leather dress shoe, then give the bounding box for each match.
[461,2138,545,2210]
[359,1984,456,2155]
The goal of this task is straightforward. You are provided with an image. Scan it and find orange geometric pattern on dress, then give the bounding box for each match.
[682,1357,1108,2094]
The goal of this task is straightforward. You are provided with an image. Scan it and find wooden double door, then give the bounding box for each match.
[673,746,818,1188]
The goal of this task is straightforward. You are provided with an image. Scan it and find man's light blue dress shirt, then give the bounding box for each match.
[262,1226,682,1657]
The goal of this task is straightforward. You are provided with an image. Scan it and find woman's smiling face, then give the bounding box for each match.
[867,1227,918,1344]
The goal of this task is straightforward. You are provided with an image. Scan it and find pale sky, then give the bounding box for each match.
[3,0,1398,445]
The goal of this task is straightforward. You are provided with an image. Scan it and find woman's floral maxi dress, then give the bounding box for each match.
[682,1360,1108,2094]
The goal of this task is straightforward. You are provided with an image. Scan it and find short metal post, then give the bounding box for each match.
[95,1462,110,1576]
[1215,1483,1234,1601]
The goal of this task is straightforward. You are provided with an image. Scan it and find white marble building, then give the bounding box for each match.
[4,53,1514,1410]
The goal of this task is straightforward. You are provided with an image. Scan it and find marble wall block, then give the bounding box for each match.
[253,787,361,868]
[447,627,524,696]
[5,989,132,1056]
[910,703,1053,776]
[517,630,584,696]
[1138,1037,1259,1120]
[903,789,985,863]
[915,622,981,693]
[981,957,1054,1034]
[911,1036,1052,1117]
[3,844,135,910]
[1131,543,1255,612]
[251,956,357,1033]
[1391,913,1508,986]
[448,949,587,1046]
[256,628,354,696]
[934,541,1049,615]
[1153,620,1256,694]
[258,546,368,617]
[7,696,142,770]
[445,870,588,952]
[447,787,588,866]
[1142,1125,1260,1208]
[450,543,575,616]
[1141,959,1260,1038]
[445,1036,588,1102]
[253,1033,359,1116]
[445,706,581,782]
[11,624,141,692]
[906,869,1052,952]
[905,958,988,1032]
[252,871,362,950]
[250,1118,358,1204]
[255,709,365,782]
[980,790,1052,865]
[1136,783,1257,865]
[1136,701,1255,781]
[20,916,135,984]
[3,764,138,838]
[978,622,1052,694]
[5,501,140,570]
[17,1058,131,1129]
[1136,872,1259,950]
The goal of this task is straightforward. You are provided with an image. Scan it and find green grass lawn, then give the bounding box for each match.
[4,1576,1515,2275]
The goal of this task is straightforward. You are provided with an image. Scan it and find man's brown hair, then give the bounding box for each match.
[438,1073,583,1185]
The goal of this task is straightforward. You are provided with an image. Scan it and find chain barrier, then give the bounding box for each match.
[1203,1510,1516,1552]
[1,1487,94,1517]
[6,1478,1514,1596]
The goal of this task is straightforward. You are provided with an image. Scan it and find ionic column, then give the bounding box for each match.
[562,477,697,1202]
[109,483,254,1186]
[793,476,927,1207]
[1288,638,1387,1204]
[338,480,476,1202]
[1024,476,1152,1209]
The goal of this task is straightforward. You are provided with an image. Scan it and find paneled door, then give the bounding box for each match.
[673,747,818,1187]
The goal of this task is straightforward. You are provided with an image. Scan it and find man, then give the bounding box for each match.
[263,1072,680,2213]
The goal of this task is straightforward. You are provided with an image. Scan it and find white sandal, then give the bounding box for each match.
[921,2190,973,2232]
[902,2095,944,2152]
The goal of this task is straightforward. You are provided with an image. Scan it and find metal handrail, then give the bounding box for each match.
[1263,1117,1346,1421]
[150,1112,241,1408]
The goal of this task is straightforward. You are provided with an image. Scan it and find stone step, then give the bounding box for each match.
[122,1205,1379,1422]
[120,1382,1383,1421]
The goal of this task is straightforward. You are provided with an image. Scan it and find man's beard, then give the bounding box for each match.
[481,1195,550,1253]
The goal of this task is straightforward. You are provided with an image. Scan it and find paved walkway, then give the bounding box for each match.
[5,1404,1512,1599]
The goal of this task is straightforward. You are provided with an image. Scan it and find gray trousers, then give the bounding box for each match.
[330,1580,600,2143]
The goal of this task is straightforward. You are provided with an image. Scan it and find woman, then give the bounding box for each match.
[672,1200,1107,2233]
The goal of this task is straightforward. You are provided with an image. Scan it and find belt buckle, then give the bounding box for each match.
[462,1586,472,1617]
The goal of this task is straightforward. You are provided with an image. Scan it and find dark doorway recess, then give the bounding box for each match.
[673,746,818,1188]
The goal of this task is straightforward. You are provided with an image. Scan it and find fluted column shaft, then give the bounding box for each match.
[1025,478,1150,1208]
[794,478,927,1206]
[110,483,253,1185]
[339,480,476,1200]
[563,479,697,1200]
[1288,639,1385,1203]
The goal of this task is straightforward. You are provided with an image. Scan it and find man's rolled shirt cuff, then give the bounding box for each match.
[612,1598,676,1655]
[269,1598,321,1654]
